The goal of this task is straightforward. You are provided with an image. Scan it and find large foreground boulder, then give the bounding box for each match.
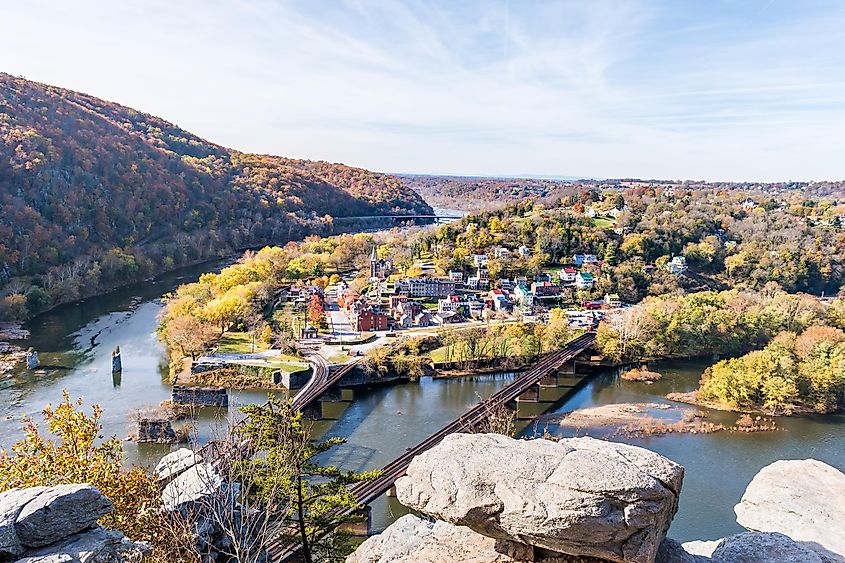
[395,434,684,563]
[349,514,621,563]
[16,525,150,563]
[14,484,113,548]
[161,463,225,512]
[712,532,827,563]
[348,515,703,563]
[0,484,147,562]
[0,487,47,557]
[734,459,845,557]
[154,448,201,482]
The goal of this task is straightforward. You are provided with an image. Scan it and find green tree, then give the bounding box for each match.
[236,396,380,563]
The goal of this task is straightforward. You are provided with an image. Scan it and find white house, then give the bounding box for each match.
[575,272,595,290]
[560,267,577,285]
[514,283,534,307]
[518,245,532,257]
[494,247,511,259]
[472,254,489,267]
[667,256,688,275]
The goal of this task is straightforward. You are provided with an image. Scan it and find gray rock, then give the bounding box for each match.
[15,485,113,548]
[655,538,711,562]
[681,541,720,558]
[712,532,824,562]
[17,524,150,562]
[735,459,845,557]
[14,555,74,563]
[395,434,684,563]
[346,514,604,563]
[161,463,225,512]
[0,487,47,557]
[154,448,201,481]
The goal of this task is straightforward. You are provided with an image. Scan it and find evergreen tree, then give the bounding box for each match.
[236,396,380,563]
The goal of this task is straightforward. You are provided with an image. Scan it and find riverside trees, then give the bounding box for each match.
[595,288,831,364]
[698,326,845,414]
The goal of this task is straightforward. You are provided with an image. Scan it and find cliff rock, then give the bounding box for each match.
[712,532,827,563]
[0,484,147,562]
[395,434,683,563]
[14,484,113,548]
[734,459,845,557]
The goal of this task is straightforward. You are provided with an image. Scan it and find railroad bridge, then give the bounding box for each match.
[267,332,598,560]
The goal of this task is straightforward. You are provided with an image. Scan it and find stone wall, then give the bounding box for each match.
[134,418,179,443]
[171,385,228,407]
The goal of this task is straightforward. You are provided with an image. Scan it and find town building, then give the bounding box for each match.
[575,271,595,290]
[604,293,622,308]
[438,296,461,314]
[414,311,433,327]
[518,245,532,257]
[350,305,389,332]
[559,267,577,285]
[494,247,511,259]
[369,246,394,280]
[572,254,599,266]
[448,270,464,283]
[388,294,408,313]
[466,300,485,319]
[472,254,489,267]
[667,256,688,275]
[514,283,535,307]
[531,281,562,298]
[394,278,456,298]
[435,311,465,325]
[489,289,511,311]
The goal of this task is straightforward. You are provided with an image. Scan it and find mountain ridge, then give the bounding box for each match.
[0,73,431,319]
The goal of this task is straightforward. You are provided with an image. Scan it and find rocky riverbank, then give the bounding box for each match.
[348,433,845,562]
[0,323,28,379]
[538,403,778,438]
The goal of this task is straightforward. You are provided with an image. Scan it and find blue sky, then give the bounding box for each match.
[2,0,844,181]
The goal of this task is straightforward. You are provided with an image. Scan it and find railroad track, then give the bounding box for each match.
[268,332,596,561]
[198,354,355,464]
[290,358,360,412]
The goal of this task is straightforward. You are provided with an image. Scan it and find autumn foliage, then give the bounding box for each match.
[0,73,431,320]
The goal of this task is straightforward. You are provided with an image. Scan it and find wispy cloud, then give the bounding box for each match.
[1,0,843,180]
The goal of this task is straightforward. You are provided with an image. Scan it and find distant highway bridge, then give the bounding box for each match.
[333,213,463,224]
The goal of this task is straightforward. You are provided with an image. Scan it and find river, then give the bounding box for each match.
[2,222,844,544]
[532,360,845,542]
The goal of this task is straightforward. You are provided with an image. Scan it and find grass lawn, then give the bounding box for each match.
[271,362,311,374]
[592,217,615,228]
[216,332,269,354]
[328,352,353,364]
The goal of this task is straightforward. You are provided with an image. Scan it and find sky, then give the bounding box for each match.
[1,0,844,182]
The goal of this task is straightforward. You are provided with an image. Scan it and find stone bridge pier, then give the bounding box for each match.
[514,359,586,419]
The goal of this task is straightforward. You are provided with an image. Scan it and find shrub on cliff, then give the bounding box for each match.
[0,391,196,562]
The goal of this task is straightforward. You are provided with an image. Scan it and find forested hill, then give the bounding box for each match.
[0,73,431,319]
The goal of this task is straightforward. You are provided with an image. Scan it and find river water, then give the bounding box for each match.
[2,236,844,544]
[533,360,845,542]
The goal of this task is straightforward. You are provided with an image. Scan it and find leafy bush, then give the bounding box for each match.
[0,391,194,562]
